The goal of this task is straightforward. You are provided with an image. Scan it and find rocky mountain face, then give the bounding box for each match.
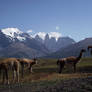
[0,29,49,58]
[45,38,92,58]
[0,28,78,58]
[0,31,12,48]
[34,34,75,52]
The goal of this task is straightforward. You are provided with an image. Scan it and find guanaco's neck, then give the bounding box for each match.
[77,51,84,61]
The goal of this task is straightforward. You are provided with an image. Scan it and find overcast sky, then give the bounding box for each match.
[0,0,92,41]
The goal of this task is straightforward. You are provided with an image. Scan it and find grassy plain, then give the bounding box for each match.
[0,58,92,92]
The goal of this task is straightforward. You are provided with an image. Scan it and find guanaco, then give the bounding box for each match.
[17,58,37,78]
[0,58,20,84]
[57,49,86,73]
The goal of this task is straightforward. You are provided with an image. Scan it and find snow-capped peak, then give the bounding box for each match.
[33,32,62,41]
[32,32,46,40]
[48,32,62,41]
[1,28,23,37]
[1,28,25,41]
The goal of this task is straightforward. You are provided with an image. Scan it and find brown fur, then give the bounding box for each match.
[17,58,37,78]
[0,58,20,84]
[57,49,86,73]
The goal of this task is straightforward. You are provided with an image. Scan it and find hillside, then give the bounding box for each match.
[45,38,92,58]
[0,28,76,58]
[0,28,92,59]
[34,33,75,52]
[0,29,50,58]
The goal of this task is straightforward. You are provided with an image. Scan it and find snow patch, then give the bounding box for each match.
[48,32,61,41]
[33,32,62,41]
[17,36,26,41]
[1,28,26,41]
[33,32,46,40]
[1,28,22,37]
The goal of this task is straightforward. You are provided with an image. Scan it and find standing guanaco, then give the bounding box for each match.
[17,58,37,78]
[57,49,86,73]
[0,58,20,84]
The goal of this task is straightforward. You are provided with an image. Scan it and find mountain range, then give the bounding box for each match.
[34,33,75,52]
[45,38,92,58]
[0,28,92,59]
[0,28,49,58]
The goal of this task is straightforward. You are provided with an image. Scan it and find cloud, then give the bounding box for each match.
[27,30,33,33]
[56,26,60,30]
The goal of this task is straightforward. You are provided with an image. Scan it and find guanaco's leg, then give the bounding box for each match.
[5,69,9,84]
[59,62,65,73]
[2,69,5,84]
[15,63,19,83]
[13,70,16,82]
[21,64,24,78]
[30,67,33,73]
[0,69,1,78]
[59,64,62,73]
[29,65,33,73]
[74,64,76,73]
[16,69,19,83]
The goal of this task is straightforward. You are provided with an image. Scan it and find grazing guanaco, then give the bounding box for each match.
[17,58,37,78]
[0,58,20,84]
[57,49,86,73]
